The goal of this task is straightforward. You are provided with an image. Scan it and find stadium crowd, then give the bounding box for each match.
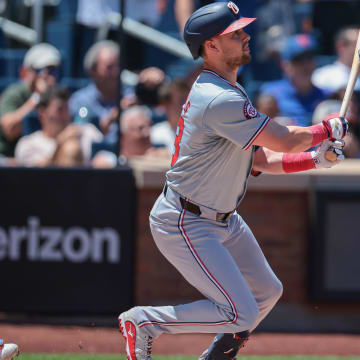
[0,0,359,170]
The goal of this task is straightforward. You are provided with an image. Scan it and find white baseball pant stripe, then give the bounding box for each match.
[133,186,283,339]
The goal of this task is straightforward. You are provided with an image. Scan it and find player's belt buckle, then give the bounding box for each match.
[216,211,234,223]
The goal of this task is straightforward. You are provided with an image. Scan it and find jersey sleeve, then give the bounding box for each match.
[205,91,270,150]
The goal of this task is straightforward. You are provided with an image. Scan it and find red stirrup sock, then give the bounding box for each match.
[282,152,315,173]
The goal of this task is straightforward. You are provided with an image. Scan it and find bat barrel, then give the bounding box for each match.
[339,30,360,117]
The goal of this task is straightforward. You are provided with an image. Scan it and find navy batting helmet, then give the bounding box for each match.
[183,1,256,60]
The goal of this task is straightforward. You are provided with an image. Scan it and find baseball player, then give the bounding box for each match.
[0,340,19,360]
[119,2,348,360]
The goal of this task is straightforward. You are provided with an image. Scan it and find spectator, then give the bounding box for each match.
[150,78,190,152]
[69,40,120,145]
[255,93,279,119]
[254,0,295,63]
[312,26,360,94]
[77,0,166,29]
[254,93,294,126]
[119,67,168,112]
[119,105,153,158]
[134,66,169,124]
[0,43,61,157]
[15,87,103,167]
[92,105,168,168]
[135,67,167,108]
[75,0,167,71]
[260,34,327,127]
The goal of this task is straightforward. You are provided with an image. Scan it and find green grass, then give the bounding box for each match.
[18,355,360,360]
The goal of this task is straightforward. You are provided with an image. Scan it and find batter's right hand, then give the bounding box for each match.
[311,139,345,169]
[322,114,349,140]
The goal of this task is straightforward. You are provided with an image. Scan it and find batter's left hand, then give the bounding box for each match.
[322,115,349,140]
[311,139,345,169]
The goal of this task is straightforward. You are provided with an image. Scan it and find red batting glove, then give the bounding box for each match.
[322,113,349,140]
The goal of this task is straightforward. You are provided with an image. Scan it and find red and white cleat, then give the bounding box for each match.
[119,309,153,360]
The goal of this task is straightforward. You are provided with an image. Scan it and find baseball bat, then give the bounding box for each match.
[325,29,360,161]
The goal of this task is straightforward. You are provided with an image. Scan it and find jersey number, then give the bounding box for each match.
[171,116,184,167]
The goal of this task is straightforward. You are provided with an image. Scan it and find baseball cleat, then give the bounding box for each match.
[119,309,153,360]
[0,342,20,360]
[198,332,250,360]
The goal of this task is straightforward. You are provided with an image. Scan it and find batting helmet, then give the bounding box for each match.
[183,1,256,60]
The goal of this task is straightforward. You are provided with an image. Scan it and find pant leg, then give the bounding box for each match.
[135,193,259,339]
[222,212,283,331]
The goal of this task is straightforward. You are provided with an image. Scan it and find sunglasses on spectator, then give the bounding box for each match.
[32,66,59,76]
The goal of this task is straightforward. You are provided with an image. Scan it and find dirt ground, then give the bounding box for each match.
[1,324,360,356]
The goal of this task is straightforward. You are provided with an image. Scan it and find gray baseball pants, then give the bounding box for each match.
[133,185,283,339]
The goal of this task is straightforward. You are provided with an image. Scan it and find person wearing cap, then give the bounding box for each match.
[312,26,360,95]
[118,3,348,360]
[0,42,61,158]
[260,34,326,127]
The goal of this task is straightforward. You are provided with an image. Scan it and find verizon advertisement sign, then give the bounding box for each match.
[0,167,136,315]
[0,216,121,263]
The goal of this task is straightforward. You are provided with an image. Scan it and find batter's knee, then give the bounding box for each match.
[243,301,259,330]
[233,297,259,331]
[268,278,283,304]
[259,277,283,314]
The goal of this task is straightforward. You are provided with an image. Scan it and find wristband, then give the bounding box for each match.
[309,123,329,146]
[282,152,315,173]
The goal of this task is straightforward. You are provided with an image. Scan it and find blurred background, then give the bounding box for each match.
[0,0,360,337]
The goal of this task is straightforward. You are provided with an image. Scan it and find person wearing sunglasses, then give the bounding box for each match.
[0,43,61,160]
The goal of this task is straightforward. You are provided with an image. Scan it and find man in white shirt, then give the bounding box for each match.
[15,87,103,167]
[312,26,360,94]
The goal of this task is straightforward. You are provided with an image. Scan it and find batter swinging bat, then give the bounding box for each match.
[325,29,360,161]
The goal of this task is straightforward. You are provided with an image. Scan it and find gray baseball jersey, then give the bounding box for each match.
[167,70,270,212]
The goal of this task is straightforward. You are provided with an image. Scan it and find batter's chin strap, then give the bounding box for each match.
[203,330,250,360]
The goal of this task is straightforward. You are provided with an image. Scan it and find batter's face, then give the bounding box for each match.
[213,29,251,67]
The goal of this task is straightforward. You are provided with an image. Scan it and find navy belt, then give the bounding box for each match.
[163,184,234,223]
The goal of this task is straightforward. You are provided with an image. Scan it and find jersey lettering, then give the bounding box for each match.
[171,116,185,167]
